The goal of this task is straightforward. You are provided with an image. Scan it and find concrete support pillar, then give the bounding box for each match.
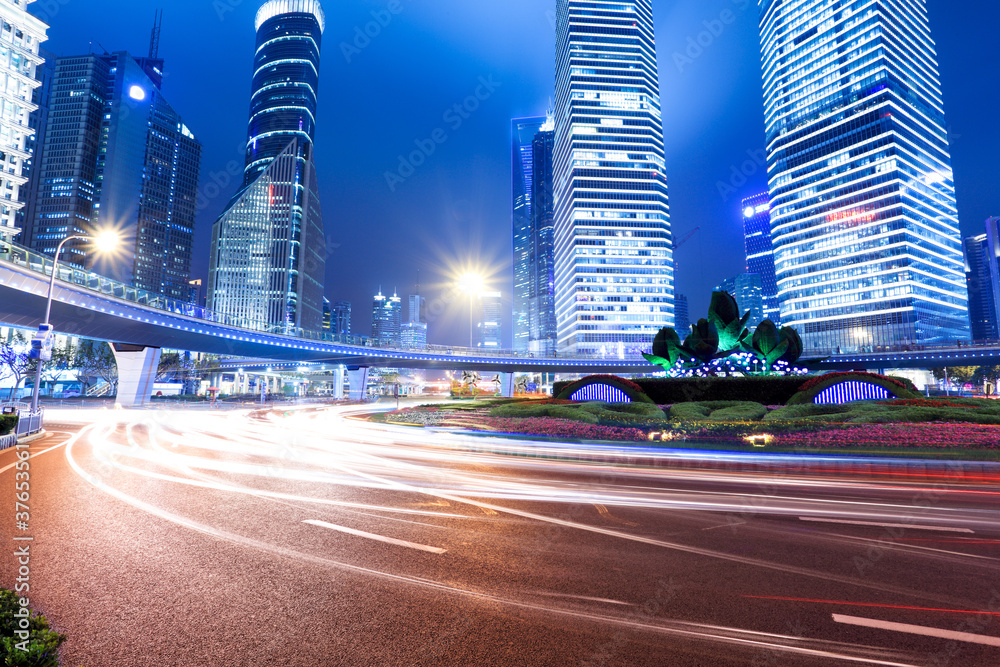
[333,367,345,399]
[499,372,514,398]
[348,367,370,401]
[111,343,161,408]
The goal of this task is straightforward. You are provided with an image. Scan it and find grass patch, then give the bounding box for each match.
[670,401,767,422]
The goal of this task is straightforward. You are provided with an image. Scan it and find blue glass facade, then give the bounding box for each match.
[741,193,780,325]
[209,0,326,333]
[964,233,998,342]
[759,0,969,352]
[553,0,673,356]
[530,125,557,355]
[718,273,765,329]
[371,290,401,347]
[511,116,545,352]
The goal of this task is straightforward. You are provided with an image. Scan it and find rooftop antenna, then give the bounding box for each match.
[148,9,163,59]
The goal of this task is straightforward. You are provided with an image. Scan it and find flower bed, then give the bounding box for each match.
[448,414,647,441]
[772,423,1000,449]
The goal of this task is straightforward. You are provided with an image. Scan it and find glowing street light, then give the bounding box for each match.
[30,230,121,412]
[457,272,486,349]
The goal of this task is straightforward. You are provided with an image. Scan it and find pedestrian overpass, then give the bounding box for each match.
[1,243,997,405]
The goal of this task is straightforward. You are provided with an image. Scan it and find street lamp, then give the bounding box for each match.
[457,272,485,349]
[30,231,120,412]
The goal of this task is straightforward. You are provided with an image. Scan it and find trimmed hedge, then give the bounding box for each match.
[0,415,18,436]
[670,401,768,422]
[554,375,656,404]
[554,377,810,405]
[0,588,65,666]
[787,372,921,405]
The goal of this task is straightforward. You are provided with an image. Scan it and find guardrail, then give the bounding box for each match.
[0,401,43,444]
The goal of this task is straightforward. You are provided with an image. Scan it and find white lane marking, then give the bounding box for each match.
[0,433,74,474]
[832,614,1000,647]
[533,591,634,606]
[799,517,974,534]
[303,519,447,554]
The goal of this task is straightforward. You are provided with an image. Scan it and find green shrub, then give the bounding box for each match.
[554,375,656,404]
[590,402,666,417]
[556,377,813,405]
[0,415,18,436]
[0,589,65,666]
[546,406,600,424]
[669,401,767,422]
[488,401,600,424]
[787,372,921,405]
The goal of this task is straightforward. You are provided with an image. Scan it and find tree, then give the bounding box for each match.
[76,342,118,395]
[931,367,977,386]
[0,332,32,400]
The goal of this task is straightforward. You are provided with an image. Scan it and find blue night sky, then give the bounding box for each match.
[34,0,1000,346]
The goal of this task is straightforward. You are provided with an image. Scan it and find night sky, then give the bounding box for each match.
[34,0,1000,346]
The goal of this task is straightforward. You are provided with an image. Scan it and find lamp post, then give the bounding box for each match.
[30,231,119,412]
[457,273,485,350]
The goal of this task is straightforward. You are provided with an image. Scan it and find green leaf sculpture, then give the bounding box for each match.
[751,319,789,372]
[683,319,721,365]
[707,291,752,352]
[643,327,689,370]
[777,326,803,364]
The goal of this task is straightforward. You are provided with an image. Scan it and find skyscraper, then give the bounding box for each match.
[674,294,690,337]
[29,50,202,299]
[553,0,673,356]
[371,290,401,347]
[322,297,331,331]
[741,193,780,325]
[21,46,55,244]
[985,217,1000,338]
[512,117,545,352]
[758,0,969,351]
[529,121,557,355]
[717,274,765,329]
[402,287,427,349]
[478,291,502,349]
[209,0,326,332]
[0,3,47,244]
[964,234,998,341]
[331,300,351,337]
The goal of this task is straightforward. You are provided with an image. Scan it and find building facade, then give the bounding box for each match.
[964,233,998,342]
[20,45,54,243]
[553,0,673,356]
[741,193,780,325]
[717,273,765,329]
[529,122,557,356]
[0,2,48,244]
[331,300,351,336]
[208,0,326,333]
[511,117,545,352]
[985,217,1000,339]
[758,0,969,351]
[674,293,690,337]
[29,51,201,299]
[478,290,502,349]
[371,290,401,347]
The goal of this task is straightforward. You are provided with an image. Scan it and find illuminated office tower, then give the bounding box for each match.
[512,117,545,352]
[0,0,47,244]
[553,0,673,356]
[741,193,780,325]
[529,121,557,355]
[209,0,326,332]
[478,291,502,349]
[331,300,351,336]
[718,273,764,329]
[758,0,969,351]
[964,232,998,341]
[371,290,401,347]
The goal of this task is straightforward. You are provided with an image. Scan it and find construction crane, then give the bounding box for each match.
[148,9,163,60]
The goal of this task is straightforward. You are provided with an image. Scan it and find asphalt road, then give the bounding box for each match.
[2,404,999,666]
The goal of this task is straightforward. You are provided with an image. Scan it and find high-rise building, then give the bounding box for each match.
[674,294,690,337]
[322,297,331,331]
[208,0,326,332]
[478,290,502,349]
[964,233,998,342]
[371,290,401,347]
[512,117,545,352]
[21,46,55,244]
[401,321,427,350]
[717,273,764,329]
[407,293,425,324]
[985,217,1000,339]
[0,1,47,245]
[553,0,673,356]
[758,0,969,351]
[529,121,557,356]
[741,193,780,326]
[29,50,202,299]
[331,300,351,337]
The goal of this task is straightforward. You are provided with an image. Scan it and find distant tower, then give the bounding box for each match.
[511,117,545,352]
[674,294,690,337]
[741,194,780,326]
[478,291,502,349]
[717,274,764,329]
[209,0,326,332]
[371,290,402,347]
[331,300,351,337]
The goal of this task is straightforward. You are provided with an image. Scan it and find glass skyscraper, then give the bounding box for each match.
[529,122,557,355]
[759,0,969,351]
[718,273,765,329]
[553,0,673,356]
[331,299,351,336]
[0,3,48,244]
[209,0,326,333]
[511,117,545,352]
[29,51,202,299]
[478,291,502,349]
[964,232,998,342]
[741,193,780,325]
[371,290,401,347]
